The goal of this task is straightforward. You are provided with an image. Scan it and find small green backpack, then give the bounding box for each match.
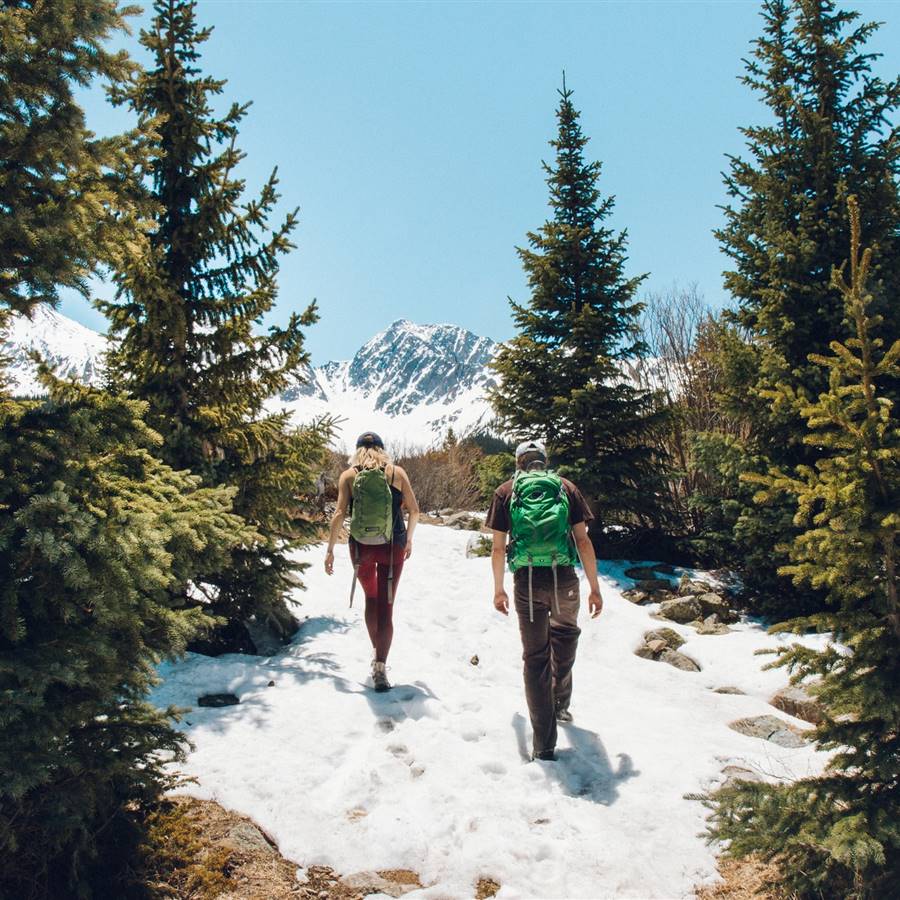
[508,469,579,620]
[349,467,394,545]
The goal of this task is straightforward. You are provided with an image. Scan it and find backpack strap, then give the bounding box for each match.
[527,554,534,623]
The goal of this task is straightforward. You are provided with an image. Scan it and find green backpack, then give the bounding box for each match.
[508,469,579,621]
[349,466,394,545]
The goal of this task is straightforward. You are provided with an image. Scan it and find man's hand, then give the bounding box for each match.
[404,540,413,560]
[324,549,335,576]
[493,589,509,616]
[588,588,603,618]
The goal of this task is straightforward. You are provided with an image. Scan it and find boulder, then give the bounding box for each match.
[221,821,275,855]
[646,639,668,654]
[720,765,765,789]
[713,686,746,695]
[657,596,703,624]
[770,684,823,725]
[649,589,676,604]
[678,574,716,597]
[696,592,733,619]
[659,648,701,672]
[637,578,674,593]
[729,715,808,748]
[622,589,650,605]
[445,512,482,530]
[644,627,685,650]
[634,643,657,661]
[695,614,732,636]
[198,693,240,707]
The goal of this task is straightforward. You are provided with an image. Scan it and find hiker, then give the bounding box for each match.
[487,439,603,761]
[324,432,419,692]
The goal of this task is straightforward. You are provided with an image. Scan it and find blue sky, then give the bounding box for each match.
[66,0,900,364]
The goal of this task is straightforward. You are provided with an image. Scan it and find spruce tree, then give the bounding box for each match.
[715,0,900,612]
[491,82,666,531]
[0,378,252,897]
[101,0,330,636]
[708,198,900,898]
[0,0,146,314]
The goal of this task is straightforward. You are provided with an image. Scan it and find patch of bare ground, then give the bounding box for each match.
[696,856,790,900]
[141,796,426,899]
[475,876,501,898]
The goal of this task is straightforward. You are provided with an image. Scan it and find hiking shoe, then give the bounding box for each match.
[532,749,557,762]
[555,708,574,723]
[372,660,391,693]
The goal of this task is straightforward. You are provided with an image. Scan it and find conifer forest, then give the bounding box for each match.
[1,1,898,898]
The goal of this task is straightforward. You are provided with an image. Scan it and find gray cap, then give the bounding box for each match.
[515,438,547,460]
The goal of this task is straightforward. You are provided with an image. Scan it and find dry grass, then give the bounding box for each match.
[696,855,788,900]
[475,876,502,898]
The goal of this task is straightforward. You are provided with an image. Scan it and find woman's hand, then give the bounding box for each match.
[324,548,335,575]
[404,540,413,560]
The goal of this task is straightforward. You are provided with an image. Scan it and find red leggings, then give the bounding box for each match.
[352,541,406,662]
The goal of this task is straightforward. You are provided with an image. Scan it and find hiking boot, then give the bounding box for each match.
[555,707,573,723]
[532,749,557,762]
[372,660,391,693]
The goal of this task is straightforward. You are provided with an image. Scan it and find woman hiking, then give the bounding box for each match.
[324,432,419,691]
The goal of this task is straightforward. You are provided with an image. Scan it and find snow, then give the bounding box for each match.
[152,525,832,899]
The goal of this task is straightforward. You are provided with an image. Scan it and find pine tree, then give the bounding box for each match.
[0,1,147,314]
[0,377,252,896]
[491,81,666,531]
[715,0,900,612]
[708,197,900,898]
[100,0,331,635]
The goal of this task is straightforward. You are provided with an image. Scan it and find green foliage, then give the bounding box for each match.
[490,81,668,532]
[0,0,148,314]
[100,0,331,629]
[476,452,516,504]
[713,0,900,614]
[0,379,251,898]
[708,198,900,899]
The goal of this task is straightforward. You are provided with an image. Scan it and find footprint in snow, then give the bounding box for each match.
[376,718,395,733]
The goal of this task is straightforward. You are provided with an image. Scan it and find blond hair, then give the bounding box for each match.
[349,446,391,470]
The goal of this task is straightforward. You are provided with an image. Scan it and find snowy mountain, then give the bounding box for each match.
[2,306,107,396]
[3,309,497,447]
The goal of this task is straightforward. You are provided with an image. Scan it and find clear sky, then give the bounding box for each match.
[65,0,900,364]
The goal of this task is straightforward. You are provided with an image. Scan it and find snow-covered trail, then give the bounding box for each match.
[152,524,830,899]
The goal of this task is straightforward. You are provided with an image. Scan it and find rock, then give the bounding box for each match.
[637,578,674,593]
[659,648,701,672]
[634,643,658,660]
[622,589,650,604]
[644,627,685,650]
[465,533,492,558]
[445,511,482,530]
[696,592,733,619]
[341,871,420,898]
[246,608,299,656]
[198,693,240,707]
[770,684,823,724]
[729,715,808,748]
[267,680,275,687]
[221,821,275,855]
[721,765,765,789]
[678,574,716,597]
[713,686,746,695]
[646,639,668,654]
[657,596,703,624]
[470,654,479,666]
[624,565,663,580]
[696,615,732,636]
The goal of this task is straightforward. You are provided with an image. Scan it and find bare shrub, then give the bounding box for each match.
[395,439,483,513]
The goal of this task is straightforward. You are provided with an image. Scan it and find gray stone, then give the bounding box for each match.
[729,715,808,747]
[445,511,482,530]
[713,686,746,695]
[646,639,668,654]
[657,596,703,624]
[696,615,732,636]
[696,592,732,618]
[678,574,716,597]
[634,643,658,660]
[341,871,419,897]
[221,821,275,855]
[644,627,685,650]
[770,684,823,724]
[649,589,676,604]
[721,765,765,789]
[622,589,650,605]
[637,578,674,593]
[659,648,701,672]
[197,693,240,707]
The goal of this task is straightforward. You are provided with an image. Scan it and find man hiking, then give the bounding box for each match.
[486,439,603,761]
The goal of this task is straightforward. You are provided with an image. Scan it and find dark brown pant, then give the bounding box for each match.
[514,567,581,756]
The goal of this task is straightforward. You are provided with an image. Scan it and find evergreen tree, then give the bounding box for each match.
[101,0,330,634]
[491,81,666,531]
[715,0,900,611]
[0,1,146,314]
[0,378,252,897]
[708,197,900,898]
